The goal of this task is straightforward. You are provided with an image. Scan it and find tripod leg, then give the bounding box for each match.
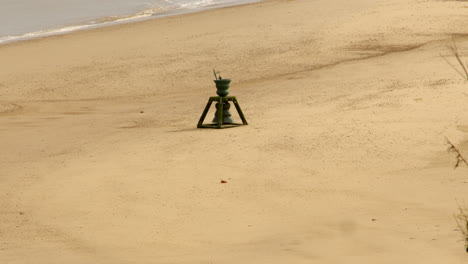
[197,98,213,128]
[233,98,248,125]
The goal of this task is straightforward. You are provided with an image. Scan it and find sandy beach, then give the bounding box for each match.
[1,0,468,263]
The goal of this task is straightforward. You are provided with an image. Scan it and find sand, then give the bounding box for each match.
[1,0,468,263]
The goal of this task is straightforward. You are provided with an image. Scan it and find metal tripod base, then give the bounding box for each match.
[197,96,248,129]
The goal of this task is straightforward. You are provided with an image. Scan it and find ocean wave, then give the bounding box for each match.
[0,0,248,45]
[0,7,169,44]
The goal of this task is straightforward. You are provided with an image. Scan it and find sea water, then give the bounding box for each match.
[0,0,259,44]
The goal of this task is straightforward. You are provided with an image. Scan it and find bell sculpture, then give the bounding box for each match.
[197,70,248,129]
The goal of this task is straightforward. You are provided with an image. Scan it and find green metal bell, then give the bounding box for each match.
[197,74,248,129]
[212,101,233,123]
[212,78,233,123]
[214,79,231,97]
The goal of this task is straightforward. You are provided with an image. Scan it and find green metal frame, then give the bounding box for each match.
[197,96,248,129]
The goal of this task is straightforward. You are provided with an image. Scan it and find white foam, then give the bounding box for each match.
[0,24,96,45]
[179,0,216,9]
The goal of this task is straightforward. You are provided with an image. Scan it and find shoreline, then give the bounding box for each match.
[0,0,263,46]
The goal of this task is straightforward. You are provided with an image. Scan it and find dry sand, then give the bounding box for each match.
[1,0,468,263]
